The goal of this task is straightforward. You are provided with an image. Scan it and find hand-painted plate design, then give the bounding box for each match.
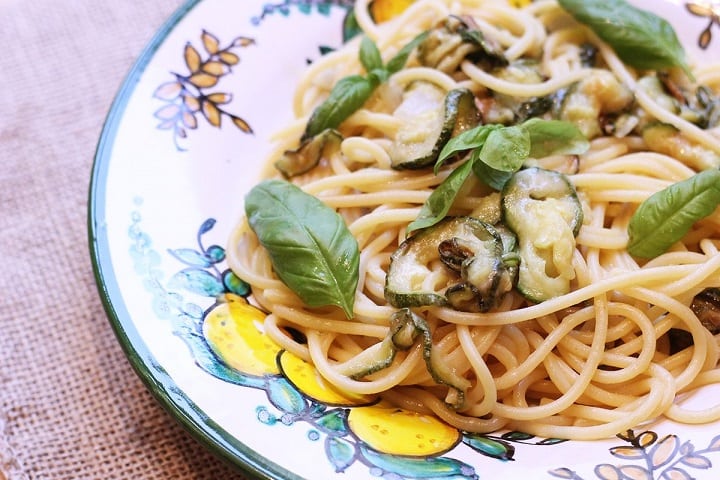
[89,1,720,478]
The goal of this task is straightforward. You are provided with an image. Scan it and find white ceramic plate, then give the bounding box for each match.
[89,1,720,478]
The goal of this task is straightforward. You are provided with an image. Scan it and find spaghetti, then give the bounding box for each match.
[228,0,720,440]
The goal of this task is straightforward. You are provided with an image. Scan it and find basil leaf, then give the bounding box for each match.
[436,124,499,172]
[478,125,530,172]
[627,169,720,258]
[367,68,390,85]
[245,179,360,318]
[359,36,383,73]
[522,118,589,158]
[471,155,514,191]
[385,31,429,74]
[407,160,474,233]
[558,0,692,76]
[302,75,376,141]
[301,32,428,142]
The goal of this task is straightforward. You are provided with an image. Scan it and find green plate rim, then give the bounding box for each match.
[87,1,305,478]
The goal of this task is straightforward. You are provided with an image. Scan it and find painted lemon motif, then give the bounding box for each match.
[278,350,376,406]
[348,404,461,456]
[202,293,281,376]
[370,0,415,22]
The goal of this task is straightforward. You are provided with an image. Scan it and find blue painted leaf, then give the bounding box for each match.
[618,465,651,479]
[708,435,720,451]
[680,453,712,469]
[182,302,204,320]
[326,436,356,473]
[679,440,694,456]
[265,376,308,414]
[168,248,212,267]
[662,467,693,479]
[360,445,478,479]
[206,244,225,262]
[198,218,217,235]
[609,446,645,460]
[315,409,348,434]
[594,463,623,479]
[168,268,224,296]
[152,294,179,319]
[501,431,534,441]
[648,435,679,468]
[547,468,577,479]
[130,247,161,271]
[171,314,197,334]
[142,276,164,294]
[222,269,250,296]
[464,434,515,461]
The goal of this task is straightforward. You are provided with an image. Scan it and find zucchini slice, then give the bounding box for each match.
[338,307,470,409]
[642,122,720,170]
[440,222,517,312]
[557,71,634,139]
[385,216,517,312]
[502,167,582,302]
[392,308,470,409]
[639,74,720,129]
[275,128,342,178]
[417,15,507,74]
[484,60,552,125]
[389,83,480,170]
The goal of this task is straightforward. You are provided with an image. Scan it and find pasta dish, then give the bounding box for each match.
[227,0,720,441]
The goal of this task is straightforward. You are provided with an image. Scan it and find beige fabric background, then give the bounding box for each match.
[0,1,249,478]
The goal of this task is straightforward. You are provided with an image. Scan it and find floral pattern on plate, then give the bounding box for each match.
[89,0,720,479]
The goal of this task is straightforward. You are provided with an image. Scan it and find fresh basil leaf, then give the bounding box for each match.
[478,125,530,172]
[244,179,360,318]
[385,31,429,74]
[627,169,720,258]
[407,160,474,233]
[471,154,514,191]
[359,36,383,73]
[436,124,499,173]
[302,75,376,141]
[522,118,589,158]
[367,68,390,85]
[558,0,692,77]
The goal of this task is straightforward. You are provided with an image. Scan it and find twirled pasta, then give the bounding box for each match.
[228,0,720,440]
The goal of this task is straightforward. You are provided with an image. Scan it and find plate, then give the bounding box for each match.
[89,1,720,479]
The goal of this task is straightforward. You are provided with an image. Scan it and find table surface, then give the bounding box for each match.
[0,1,249,478]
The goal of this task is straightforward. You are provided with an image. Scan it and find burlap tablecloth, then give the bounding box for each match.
[0,1,249,478]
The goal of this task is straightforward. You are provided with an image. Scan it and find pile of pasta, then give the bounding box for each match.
[228,0,720,440]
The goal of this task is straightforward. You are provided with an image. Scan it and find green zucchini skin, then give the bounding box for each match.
[275,129,342,178]
[502,167,583,303]
[642,122,720,170]
[417,15,507,74]
[390,85,480,170]
[385,216,517,312]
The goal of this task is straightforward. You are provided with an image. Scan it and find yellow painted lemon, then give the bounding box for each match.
[348,404,461,456]
[278,350,375,406]
[202,293,281,376]
[370,0,415,23]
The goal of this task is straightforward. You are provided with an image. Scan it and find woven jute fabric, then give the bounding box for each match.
[0,1,248,478]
